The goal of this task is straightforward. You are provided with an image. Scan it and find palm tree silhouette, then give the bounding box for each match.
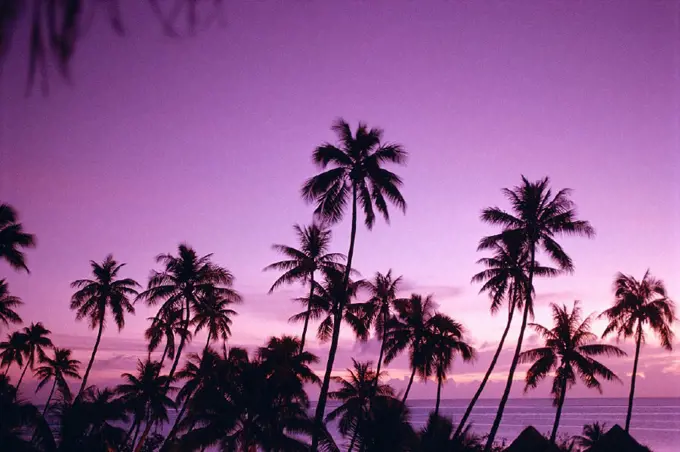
[420,412,483,452]
[70,255,140,396]
[356,270,403,393]
[356,395,417,452]
[16,321,53,390]
[326,359,393,452]
[144,309,188,371]
[384,293,436,404]
[116,359,175,452]
[0,203,36,273]
[0,374,42,451]
[192,288,239,351]
[34,347,81,414]
[0,280,22,329]
[519,302,625,443]
[0,331,27,375]
[264,222,345,352]
[456,235,558,437]
[137,244,240,383]
[574,422,607,451]
[599,270,676,431]
[480,176,594,450]
[302,118,407,450]
[426,314,475,416]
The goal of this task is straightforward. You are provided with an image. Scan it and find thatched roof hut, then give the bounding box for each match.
[504,426,561,452]
[590,424,651,452]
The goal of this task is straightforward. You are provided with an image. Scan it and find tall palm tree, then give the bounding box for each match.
[357,270,402,391]
[0,280,22,329]
[480,176,594,450]
[326,359,394,452]
[137,244,240,383]
[302,119,407,450]
[192,288,239,350]
[115,359,175,452]
[600,270,676,431]
[574,422,607,452]
[144,309,188,370]
[425,314,475,416]
[383,293,437,404]
[0,203,36,273]
[16,321,53,390]
[34,347,81,414]
[264,222,345,352]
[455,235,558,437]
[70,255,140,396]
[0,331,27,375]
[519,302,625,443]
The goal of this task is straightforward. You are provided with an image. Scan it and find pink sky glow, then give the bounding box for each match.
[1,0,679,402]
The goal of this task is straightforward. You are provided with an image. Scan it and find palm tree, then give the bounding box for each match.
[192,288,239,351]
[302,119,407,450]
[144,308,188,370]
[383,293,436,404]
[0,374,42,452]
[356,396,417,452]
[357,270,402,392]
[519,302,625,443]
[264,222,345,352]
[0,203,36,273]
[115,359,175,452]
[600,270,676,431]
[326,359,394,452]
[16,321,53,390]
[0,331,27,375]
[420,412,483,452]
[70,255,140,396]
[426,314,475,416]
[480,176,594,450]
[0,280,22,329]
[573,422,607,451]
[34,347,81,414]
[137,244,240,383]
[456,235,558,437]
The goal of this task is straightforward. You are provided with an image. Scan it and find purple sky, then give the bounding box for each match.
[1,0,679,403]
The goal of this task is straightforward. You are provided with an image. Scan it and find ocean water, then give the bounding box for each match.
[398,398,680,451]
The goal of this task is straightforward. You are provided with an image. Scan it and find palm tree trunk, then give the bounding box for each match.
[134,420,154,452]
[348,424,359,452]
[162,388,194,447]
[78,311,105,397]
[159,343,169,369]
[455,304,515,438]
[125,418,138,445]
[435,375,443,417]
[310,308,344,451]
[485,243,536,451]
[42,379,58,415]
[132,419,142,446]
[311,186,358,452]
[204,330,212,351]
[167,298,191,385]
[299,274,315,353]
[550,377,568,443]
[16,360,30,390]
[625,322,643,432]
[373,310,388,390]
[401,366,418,405]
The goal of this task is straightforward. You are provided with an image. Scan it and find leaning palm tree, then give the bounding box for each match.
[0,331,27,375]
[302,119,407,450]
[356,270,403,390]
[34,347,81,414]
[426,314,475,416]
[0,203,36,273]
[384,293,437,404]
[327,359,394,452]
[574,422,607,451]
[144,308,188,370]
[192,288,239,351]
[137,244,240,383]
[115,359,175,452]
[70,255,140,396]
[519,302,625,443]
[600,270,675,431]
[16,322,53,390]
[0,280,22,329]
[456,235,558,437]
[480,176,595,450]
[264,222,345,352]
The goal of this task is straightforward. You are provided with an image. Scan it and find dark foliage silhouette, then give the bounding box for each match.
[0,330,28,374]
[34,347,81,413]
[15,321,53,390]
[600,270,675,431]
[0,279,23,328]
[573,422,607,451]
[0,203,36,272]
[420,412,484,452]
[0,374,42,452]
